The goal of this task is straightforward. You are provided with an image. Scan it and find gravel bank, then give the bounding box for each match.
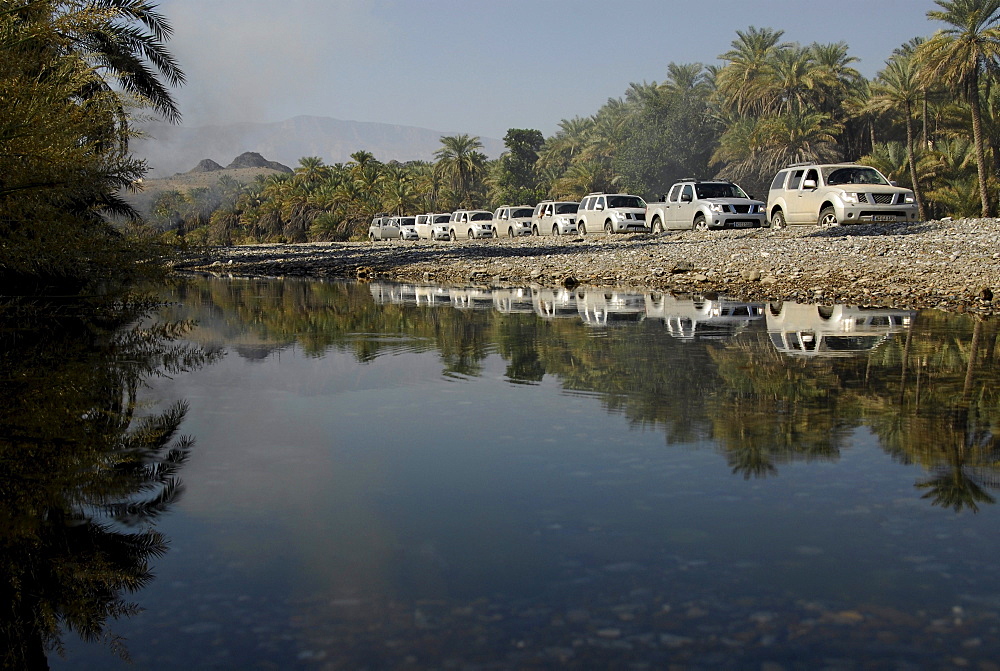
[172,218,1000,315]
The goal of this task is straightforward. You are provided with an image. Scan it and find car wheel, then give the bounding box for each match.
[770,209,786,229]
[652,217,663,235]
[399,232,405,240]
[508,227,515,238]
[818,206,839,227]
[369,233,375,242]
[768,301,783,316]
[694,214,708,231]
[468,230,475,240]
[605,221,613,234]
[579,222,587,235]
[532,225,539,236]
[552,224,559,236]
[449,229,456,241]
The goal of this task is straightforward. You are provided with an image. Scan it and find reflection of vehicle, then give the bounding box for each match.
[449,210,496,240]
[493,206,535,238]
[766,302,915,356]
[577,193,648,235]
[532,200,579,236]
[448,287,494,309]
[766,163,918,228]
[492,287,534,313]
[644,294,764,339]
[368,213,399,241]
[414,285,451,306]
[393,216,419,240]
[415,213,452,240]
[576,289,646,326]
[369,282,418,305]
[647,179,765,233]
[531,287,578,319]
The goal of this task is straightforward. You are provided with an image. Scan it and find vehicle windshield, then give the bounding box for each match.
[824,167,890,186]
[399,218,415,226]
[695,183,748,199]
[555,203,579,214]
[607,195,646,208]
[433,215,450,223]
[512,208,534,218]
[470,212,493,221]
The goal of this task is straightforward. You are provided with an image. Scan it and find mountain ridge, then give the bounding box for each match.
[133,114,505,177]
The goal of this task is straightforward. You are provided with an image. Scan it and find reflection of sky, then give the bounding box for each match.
[53,290,1000,669]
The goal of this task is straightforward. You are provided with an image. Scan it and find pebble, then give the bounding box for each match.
[174,218,1000,315]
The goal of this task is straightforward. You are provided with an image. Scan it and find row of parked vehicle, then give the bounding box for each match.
[368,281,915,356]
[368,162,920,242]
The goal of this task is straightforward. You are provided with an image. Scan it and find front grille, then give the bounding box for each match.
[634,212,646,221]
[870,193,894,204]
[732,204,752,214]
[859,211,905,218]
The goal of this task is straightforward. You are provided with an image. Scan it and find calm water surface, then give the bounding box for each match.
[23,276,1000,669]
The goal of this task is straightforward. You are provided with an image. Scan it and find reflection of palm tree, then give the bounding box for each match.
[0,298,213,668]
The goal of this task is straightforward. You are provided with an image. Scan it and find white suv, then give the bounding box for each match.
[493,205,535,237]
[766,163,918,228]
[576,193,648,235]
[531,200,579,236]
[448,210,496,240]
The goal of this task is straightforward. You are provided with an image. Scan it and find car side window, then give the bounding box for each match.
[789,170,805,189]
[804,169,819,187]
[667,185,681,202]
[596,196,605,210]
[681,185,694,201]
[770,172,787,190]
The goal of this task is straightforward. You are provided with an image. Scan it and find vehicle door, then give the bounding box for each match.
[386,218,401,238]
[661,184,682,228]
[791,168,818,224]
[674,184,696,228]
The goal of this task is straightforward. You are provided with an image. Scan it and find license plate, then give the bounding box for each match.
[735,221,755,228]
[873,215,896,222]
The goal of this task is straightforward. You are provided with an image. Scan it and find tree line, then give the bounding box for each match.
[151,0,1000,246]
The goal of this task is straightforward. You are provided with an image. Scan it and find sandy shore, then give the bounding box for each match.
[172,218,1000,315]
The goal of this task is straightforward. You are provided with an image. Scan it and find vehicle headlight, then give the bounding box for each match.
[904,193,915,204]
[840,191,859,204]
[709,203,724,213]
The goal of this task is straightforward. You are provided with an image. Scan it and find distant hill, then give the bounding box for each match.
[133,115,505,177]
[124,156,290,216]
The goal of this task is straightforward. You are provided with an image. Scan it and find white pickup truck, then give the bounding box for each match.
[646,179,765,233]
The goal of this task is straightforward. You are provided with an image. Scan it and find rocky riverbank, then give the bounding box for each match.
[172,218,1000,315]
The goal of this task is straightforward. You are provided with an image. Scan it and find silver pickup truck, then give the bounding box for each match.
[646,179,765,233]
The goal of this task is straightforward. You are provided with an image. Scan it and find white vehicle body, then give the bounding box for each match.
[647,180,765,232]
[393,216,419,240]
[449,210,496,240]
[577,193,648,235]
[531,201,579,236]
[493,206,535,237]
[765,302,915,356]
[368,214,399,241]
[766,163,918,228]
[448,287,494,309]
[415,213,452,240]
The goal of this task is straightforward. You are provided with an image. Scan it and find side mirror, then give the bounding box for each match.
[680,193,692,203]
[596,204,604,211]
[889,181,898,187]
[803,179,817,189]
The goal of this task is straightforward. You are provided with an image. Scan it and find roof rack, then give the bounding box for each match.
[787,162,817,167]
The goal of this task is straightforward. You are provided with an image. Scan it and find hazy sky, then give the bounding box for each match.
[157,0,941,140]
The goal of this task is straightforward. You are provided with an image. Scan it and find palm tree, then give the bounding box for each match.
[716,26,789,116]
[868,50,929,219]
[434,134,486,207]
[917,0,1000,217]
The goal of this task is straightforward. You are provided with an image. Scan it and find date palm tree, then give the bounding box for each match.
[868,50,929,219]
[715,26,789,116]
[917,0,1000,217]
[434,134,486,208]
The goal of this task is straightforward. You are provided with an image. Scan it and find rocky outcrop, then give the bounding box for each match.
[188,158,224,173]
[225,152,292,173]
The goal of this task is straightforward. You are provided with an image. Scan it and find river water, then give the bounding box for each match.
[12,275,1000,669]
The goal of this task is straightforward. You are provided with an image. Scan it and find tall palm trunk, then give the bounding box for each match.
[969,69,993,218]
[904,100,927,221]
